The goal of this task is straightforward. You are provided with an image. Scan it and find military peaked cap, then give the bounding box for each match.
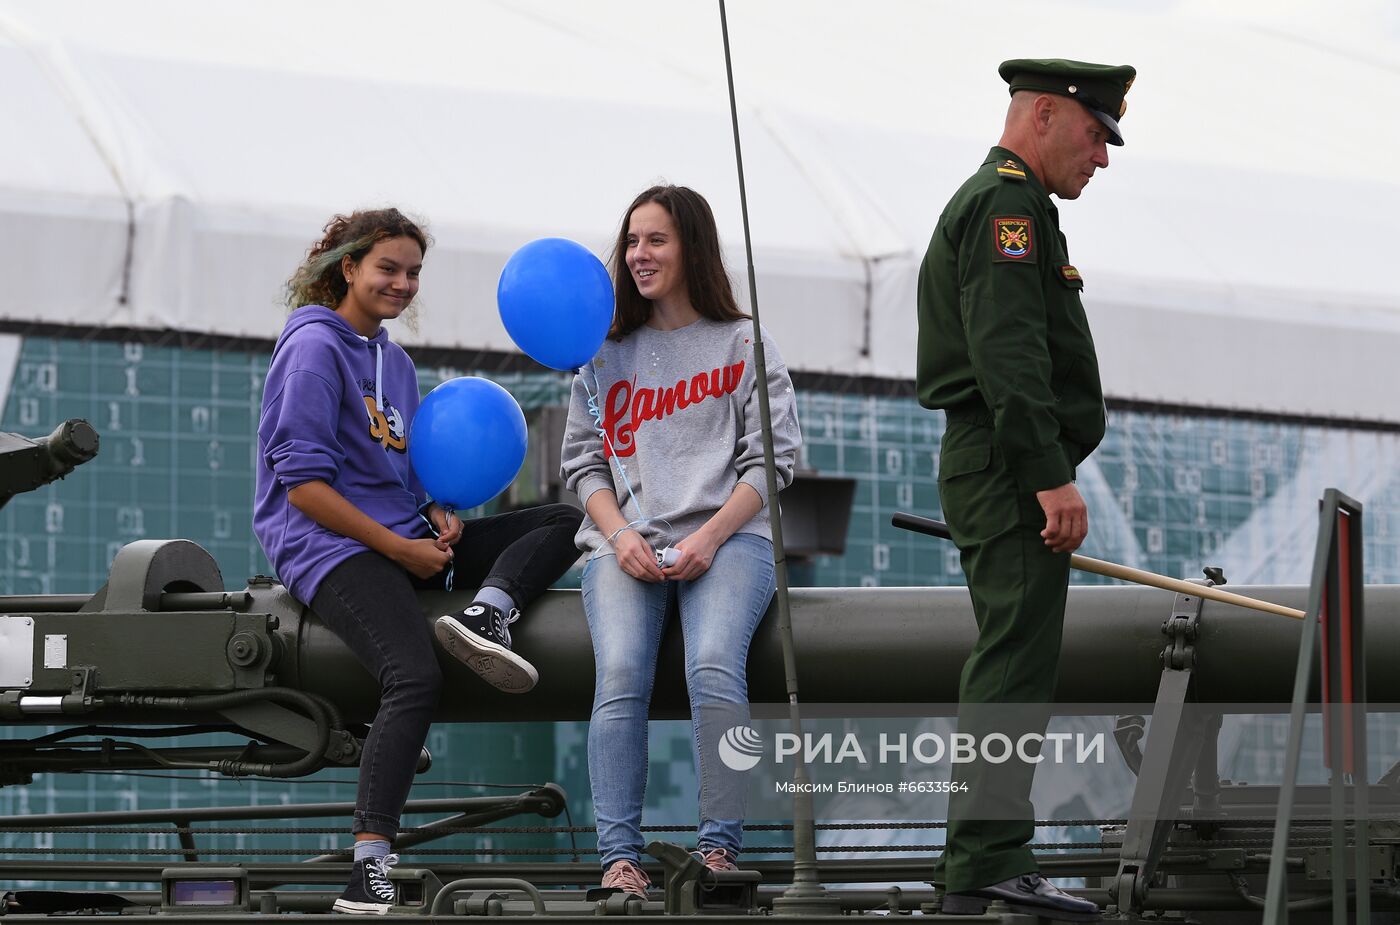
[998,58,1136,146]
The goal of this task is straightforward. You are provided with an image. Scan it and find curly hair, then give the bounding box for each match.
[285,208,430,311]
[607,185,748,340]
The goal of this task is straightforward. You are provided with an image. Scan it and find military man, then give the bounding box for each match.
[916,59,1136,921]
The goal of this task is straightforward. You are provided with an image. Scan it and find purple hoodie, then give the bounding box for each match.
[254,305,430,604]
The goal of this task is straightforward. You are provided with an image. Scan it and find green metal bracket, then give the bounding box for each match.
[646,840,760,916]
[1264,488,1370,925]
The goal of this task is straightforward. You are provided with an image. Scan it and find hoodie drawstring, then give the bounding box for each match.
[376,337,455,591]
[374,341,383,413]
[360,333,453,591]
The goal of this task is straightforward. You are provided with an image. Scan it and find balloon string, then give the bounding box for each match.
[579,366,671,547]
[420,509,455,592]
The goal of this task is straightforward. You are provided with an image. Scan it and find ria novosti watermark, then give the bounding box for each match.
[707,718,1111,810]
[718,726,1106,772]
[699,705,1387,823]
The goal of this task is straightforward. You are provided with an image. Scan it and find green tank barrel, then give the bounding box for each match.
[0,419,99,509]
[0,531,1378,726]
[288,582,1351,723]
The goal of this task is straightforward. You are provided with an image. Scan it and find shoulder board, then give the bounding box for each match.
[995,158,1027,182]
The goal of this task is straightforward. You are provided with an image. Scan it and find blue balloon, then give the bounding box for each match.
[498,237,613,370]
[410,377,527,511]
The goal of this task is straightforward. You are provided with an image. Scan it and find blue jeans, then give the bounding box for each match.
[582,532,775,868]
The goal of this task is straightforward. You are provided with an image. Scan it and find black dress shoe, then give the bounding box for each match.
[942,872,1100,921]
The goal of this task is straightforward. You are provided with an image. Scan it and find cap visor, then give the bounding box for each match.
[1091,109,1124,146]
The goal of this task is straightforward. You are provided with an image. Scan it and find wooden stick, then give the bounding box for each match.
[891,512,1306,621]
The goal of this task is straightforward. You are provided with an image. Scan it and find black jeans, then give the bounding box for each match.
[309,502,582,838]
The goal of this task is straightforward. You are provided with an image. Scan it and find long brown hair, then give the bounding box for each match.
[607,185,748,340]
[285,208,430,311]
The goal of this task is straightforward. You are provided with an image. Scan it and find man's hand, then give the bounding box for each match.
[1036,483,1088,553]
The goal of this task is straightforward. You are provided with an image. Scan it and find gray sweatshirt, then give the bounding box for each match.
[560,317,802,556]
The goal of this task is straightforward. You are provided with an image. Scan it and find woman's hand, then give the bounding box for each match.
[613,528,666,582]
[289,480,450,578]
[663,527,722,582]
[394,536,453,579]
[660,483,762,581]
[427,504,463,549]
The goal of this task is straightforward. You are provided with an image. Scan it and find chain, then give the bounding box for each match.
[0,841,1153,858]
[0,819,1143,836]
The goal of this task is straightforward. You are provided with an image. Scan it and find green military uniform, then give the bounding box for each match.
[916,59,1133,896]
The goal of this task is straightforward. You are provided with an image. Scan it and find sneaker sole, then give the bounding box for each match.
[331,899,391,915]
[585,887,649,902]
[941,893,1099,922]
[434,617,539,693]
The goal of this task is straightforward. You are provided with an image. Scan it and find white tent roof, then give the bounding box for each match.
[3,0,1400,422]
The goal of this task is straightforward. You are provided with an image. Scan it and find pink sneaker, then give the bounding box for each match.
[693,847,738,872]
[600,859,651,898]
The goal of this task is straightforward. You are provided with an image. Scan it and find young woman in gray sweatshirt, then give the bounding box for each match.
[560,185,802,897]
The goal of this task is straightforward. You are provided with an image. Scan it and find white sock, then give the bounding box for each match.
[473,586,516,615]
[353,839,391,863]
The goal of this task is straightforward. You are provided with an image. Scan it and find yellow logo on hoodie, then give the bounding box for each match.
[364,396,407,452]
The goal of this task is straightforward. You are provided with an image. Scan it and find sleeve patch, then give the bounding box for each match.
[991,216,1035,262]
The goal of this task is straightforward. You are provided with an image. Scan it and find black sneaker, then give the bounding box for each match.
[332,854,398,915]
[434,604,539,693]
[942,872,1100,921]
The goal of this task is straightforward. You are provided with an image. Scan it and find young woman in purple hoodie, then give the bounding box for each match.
[254,208,581,913]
